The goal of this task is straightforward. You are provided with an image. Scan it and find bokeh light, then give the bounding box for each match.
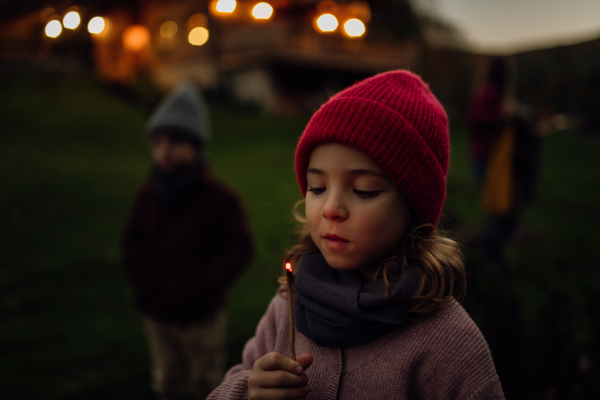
[123,25,150,51]
[45,20,62,38]
[252,3,274,20]
[216,0,236,13]
[343,18,365,37]
[188,27,209,46]
[316,13,338,32]
[160,21,178,38]
[63,11,80,29]
[88,17,105,35]
[188,13,208,30]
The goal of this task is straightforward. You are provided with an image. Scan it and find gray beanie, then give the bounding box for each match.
[146,81,211,145]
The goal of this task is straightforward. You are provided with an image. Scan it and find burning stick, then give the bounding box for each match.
[285,261,296,361]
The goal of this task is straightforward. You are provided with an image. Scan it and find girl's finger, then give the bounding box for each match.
[258,370,308,388]
[296,353,313,371]
[256,352,303,374]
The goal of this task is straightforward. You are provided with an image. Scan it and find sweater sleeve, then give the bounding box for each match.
[207,293,285,399]
[121,186,158,295]
[466,376,505,400]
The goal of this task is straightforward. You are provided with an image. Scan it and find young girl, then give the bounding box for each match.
[208,70,504,399]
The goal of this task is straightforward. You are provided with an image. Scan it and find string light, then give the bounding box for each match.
[188,13,208,30]
[315,13,338,32]
[343,18,365,37]
[123,25,150,51]
[63,11,80,29]
[189,27,209,46]
[160,21,178,38]
[252,2,274,20]
[45,20,62,38]
[216,0,236,13]
[88,17,105,34]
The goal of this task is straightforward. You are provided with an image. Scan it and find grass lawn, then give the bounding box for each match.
[1,70,599,399]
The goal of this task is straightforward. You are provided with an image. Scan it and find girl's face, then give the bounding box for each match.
[305,143,411,280]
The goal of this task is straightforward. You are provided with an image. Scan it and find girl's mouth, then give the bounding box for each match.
[323,234,349,252]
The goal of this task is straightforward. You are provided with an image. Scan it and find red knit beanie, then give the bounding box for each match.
[295,70,449,233]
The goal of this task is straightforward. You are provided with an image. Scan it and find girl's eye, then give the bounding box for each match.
[354,190,380,198]
[307,187,325,195]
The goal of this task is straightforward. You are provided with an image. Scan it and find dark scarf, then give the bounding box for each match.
[295,251,420,347]
[151,158,207,206]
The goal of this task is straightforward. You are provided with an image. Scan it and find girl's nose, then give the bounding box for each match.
[321,192,348,221]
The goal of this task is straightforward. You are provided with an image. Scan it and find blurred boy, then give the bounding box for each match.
[122,82,254,399]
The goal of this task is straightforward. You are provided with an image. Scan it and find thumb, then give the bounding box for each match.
[296,353,313,372]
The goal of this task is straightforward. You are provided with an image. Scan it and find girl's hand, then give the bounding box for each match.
[248,352,313,400]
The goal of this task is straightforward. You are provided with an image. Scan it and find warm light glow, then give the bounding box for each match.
[348,1,371,23]
[88,17,106,35]
[316,13,338,32]
[160,21,178,38]
[343,18,365,37]
[285,262,292,272]
[123,25,150,52]
[63,11,80,29]
[216,0,236,13]
[188,27,209,46]
[252,2,273,20]
[188,13,208,29]
[45,20,62,38]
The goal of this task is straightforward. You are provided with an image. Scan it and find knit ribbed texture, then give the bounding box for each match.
[207,293,504,400]
[295,70,450,232]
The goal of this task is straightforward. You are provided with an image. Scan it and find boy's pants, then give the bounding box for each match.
[144,310,227,400]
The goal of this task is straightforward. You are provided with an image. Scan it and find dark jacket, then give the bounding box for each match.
[122,171,254,324]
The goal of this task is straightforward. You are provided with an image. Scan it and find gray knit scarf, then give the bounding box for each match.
[295,251,420,347]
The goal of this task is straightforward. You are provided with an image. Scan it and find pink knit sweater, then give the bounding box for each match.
[208,291,504,399]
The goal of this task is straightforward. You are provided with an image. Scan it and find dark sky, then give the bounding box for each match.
[414,0,600,53]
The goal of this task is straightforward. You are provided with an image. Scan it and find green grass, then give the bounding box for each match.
[1,71,599,399]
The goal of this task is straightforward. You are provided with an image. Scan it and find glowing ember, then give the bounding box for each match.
[45,20,62,38]
[252,3,273,20]
[285,262,292,272]
[316,13,338,33]
[63,11,80,30]
[88,17,105,35]
[188,27,209,46]
[343,18,365,37]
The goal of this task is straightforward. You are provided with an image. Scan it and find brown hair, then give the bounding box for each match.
[280,200,466,315]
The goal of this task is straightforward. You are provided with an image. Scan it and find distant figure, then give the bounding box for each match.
[468,57,541,271]
[122,82,254,399]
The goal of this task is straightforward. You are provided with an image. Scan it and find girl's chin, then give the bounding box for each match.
[321,255,359,271]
